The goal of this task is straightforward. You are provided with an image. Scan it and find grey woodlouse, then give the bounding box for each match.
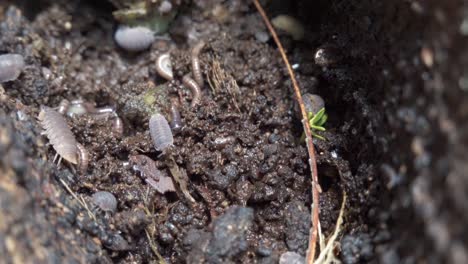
[114,25,155,52]
[169,98,182,132]
[38,106,79,164]
[191,41,205,87]
[156,53,173,80]
[182,75,202,107]
[149,113,174,151]
[92,191,117,213]
[0,53,25,83]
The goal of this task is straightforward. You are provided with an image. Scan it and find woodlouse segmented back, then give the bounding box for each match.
[38,106,78,164]
[114,25,155,52]
[149,113,174,151]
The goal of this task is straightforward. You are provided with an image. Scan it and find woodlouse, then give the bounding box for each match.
[149,113,174,151]
[92,191,117,213]
[191,41,205,87]
[38,106,79,164]
[156,53,173,80]
[114,25,155,52]
[39,105,90,173]
[0,53,25,83]
[182,75,202,107]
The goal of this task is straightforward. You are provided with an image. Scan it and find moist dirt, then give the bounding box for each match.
[0,0,467,263]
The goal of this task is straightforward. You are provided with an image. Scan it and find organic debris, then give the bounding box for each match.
[130,154,176,194]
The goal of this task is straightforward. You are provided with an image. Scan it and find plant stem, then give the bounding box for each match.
[252,1,321,262]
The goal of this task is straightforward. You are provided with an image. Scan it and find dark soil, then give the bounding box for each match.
[0,0,467,263]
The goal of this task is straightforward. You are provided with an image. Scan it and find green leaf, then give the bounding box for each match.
[311,125,326,131]
[311,108,325,124]
[312,131,326,141]
[316,113,328,126]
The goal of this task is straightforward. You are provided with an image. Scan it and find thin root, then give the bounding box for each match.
[59,178,96,221]
[314,192,347,264]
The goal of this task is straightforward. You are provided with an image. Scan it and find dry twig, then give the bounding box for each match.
[252,1,321,262]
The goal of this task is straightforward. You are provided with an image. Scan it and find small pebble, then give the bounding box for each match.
[255,31,270,43]
[0,54,25,83]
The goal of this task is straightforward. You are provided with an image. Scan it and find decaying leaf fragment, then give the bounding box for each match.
[130,155,176,194]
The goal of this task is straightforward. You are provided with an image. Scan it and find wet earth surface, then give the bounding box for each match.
[0,0,467,263]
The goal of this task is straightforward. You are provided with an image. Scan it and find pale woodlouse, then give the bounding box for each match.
[149,113,174,151]
[114,25,155,52]
[38,106,89,173]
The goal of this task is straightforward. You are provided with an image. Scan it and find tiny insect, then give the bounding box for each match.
[114,25,155,52]
[149,113,174,151]
[182,75,202,107]
[0,53,25,83]
[156,53,173,80]
[38,106,89,172]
